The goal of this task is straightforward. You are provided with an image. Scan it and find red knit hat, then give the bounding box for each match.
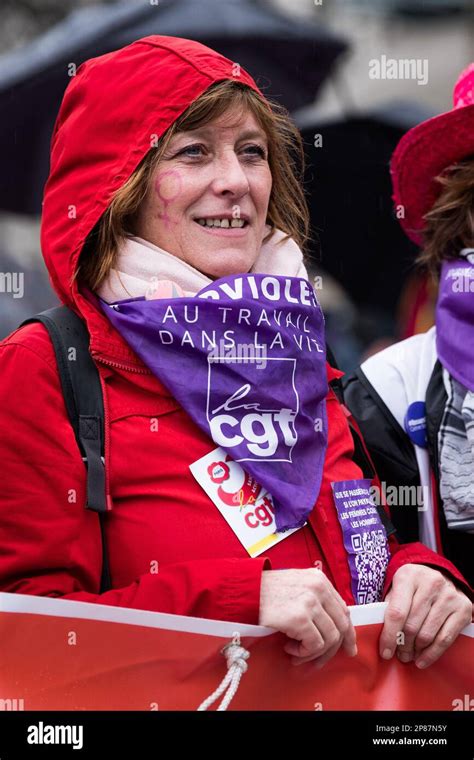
[390,63,474,245]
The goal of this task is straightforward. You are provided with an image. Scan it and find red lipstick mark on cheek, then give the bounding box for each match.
[154,170,183,229]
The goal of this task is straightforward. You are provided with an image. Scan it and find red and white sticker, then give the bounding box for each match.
[190,447,302,557]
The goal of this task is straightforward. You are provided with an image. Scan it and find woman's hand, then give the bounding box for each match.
[379,563,473,668]
[259,568,357,667]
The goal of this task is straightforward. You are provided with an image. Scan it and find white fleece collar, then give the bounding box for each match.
[96,226,309,304]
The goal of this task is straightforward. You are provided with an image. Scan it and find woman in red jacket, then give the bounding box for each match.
[0,35,471,673]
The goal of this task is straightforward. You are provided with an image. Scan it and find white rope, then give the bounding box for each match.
[197,632,250,711]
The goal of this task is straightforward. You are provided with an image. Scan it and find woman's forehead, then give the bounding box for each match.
[175,111,267,141]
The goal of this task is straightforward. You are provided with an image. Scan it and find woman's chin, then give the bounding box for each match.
[196,251,258,280]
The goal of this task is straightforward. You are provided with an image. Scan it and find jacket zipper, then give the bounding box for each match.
[92,354,151,515]
[92,353,152,374]
[97,369,112,513]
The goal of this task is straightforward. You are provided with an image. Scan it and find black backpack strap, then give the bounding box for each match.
[325,343,338,371]
[20,305,111,594]
[325,343,344,405]
[425,359,446,483]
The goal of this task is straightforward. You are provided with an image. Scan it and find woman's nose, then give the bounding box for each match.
[210,152,250,197]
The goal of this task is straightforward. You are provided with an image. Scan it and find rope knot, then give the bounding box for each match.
[197,632,250,711]
[222,641,249,673]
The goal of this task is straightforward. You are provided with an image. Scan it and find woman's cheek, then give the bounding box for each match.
[252,167,272,207]
[153,169,184,228]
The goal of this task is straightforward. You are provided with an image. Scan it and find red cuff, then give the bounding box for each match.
[217,556,272,625]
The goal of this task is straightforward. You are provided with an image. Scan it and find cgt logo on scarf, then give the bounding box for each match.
[207,368,298,461]
[100,273,328,532]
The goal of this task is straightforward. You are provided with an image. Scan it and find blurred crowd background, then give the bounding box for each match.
[0,0,473,371]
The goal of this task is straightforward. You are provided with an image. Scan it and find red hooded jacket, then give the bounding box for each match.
[0,36,471,624]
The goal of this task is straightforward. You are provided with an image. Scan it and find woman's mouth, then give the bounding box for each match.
[193,217,250,237]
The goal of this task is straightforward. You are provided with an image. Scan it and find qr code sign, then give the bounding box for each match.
[352,530,390,604]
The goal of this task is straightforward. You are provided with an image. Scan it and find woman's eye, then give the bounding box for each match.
[178,144,204,157]
[176,143,267,159]
[242,144,267,159]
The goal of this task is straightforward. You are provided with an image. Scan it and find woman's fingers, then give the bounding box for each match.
[412,594,473,668]
[379,570,416,659]
[285,606,342,665]
[413,610,468,669]
[380,565,473,667]
[323,587,357,657]
[285,584,357,666]
[259,568,356,668]
[284,614,326,661]
[300,596,357,669]
[341,618,358,657]
[395,588,433,663]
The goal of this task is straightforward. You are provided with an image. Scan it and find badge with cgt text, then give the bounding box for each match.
[190,446,303,557]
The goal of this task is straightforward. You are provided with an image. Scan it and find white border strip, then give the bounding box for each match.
[0,592,272,638]
[0,593,472,638]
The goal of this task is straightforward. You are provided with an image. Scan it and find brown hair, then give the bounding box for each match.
[419,155,474,275]
[75,79,311,292]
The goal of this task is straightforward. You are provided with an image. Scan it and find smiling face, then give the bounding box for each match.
[135,107,273,279]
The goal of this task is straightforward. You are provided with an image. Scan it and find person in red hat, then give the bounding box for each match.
[0,37,471,678]
[345,64,474,602]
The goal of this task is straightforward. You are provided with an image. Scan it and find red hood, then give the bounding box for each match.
[40,35,264,366]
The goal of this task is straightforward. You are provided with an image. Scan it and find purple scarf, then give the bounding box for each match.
[436,250,474,392]
[100,273,328,532]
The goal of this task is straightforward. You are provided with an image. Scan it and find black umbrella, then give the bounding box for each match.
[298,103,434,332]
[0,0,348,214]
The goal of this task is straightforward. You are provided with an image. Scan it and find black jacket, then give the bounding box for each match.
[344,361,473,587]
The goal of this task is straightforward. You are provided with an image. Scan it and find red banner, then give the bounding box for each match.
[0,593,472,711]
